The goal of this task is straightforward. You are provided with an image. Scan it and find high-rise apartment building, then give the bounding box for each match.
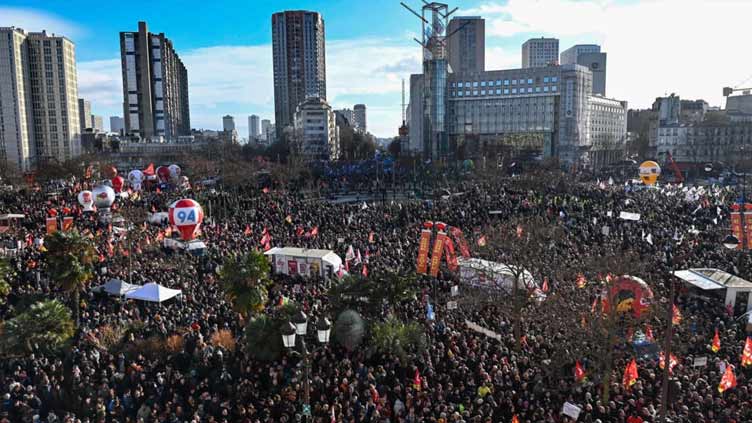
[294,97,339,161]
[272,10,326,137]
[335,108,354,126]
[353,104,367,133]
[120,21,190,141]
[110,116,124,135]
[521,37,559,68]
[561,44,607,96]
[446,17,485,74]
[261,119,272,143]
[222,115,235,131]
[78,99,91,131]
[249,115,260,140]
[0,27,81,170]
[91,115,104,132]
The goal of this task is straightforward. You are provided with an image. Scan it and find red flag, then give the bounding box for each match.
[542,277,550,293]
[659,352,678,374]
[718,365,737,393]
[262,187,270,194]
[511,415,520,423]
[477,235,486,247]
[155,186,161,194]
[574,360,586,382]
[672,304,682,325]
[143,163,155,175]
[645,324,654,342]
[263,241,271,251]
[156,231,164,242]
[311,226,319,237]
[412,368,422,391]
[361,263,368,277]
[712,328,721,353]
[244,225,252,236]
[369,231,375,243]
[622,359,638,389]
[742,337,752,367]
[296,226,305,237]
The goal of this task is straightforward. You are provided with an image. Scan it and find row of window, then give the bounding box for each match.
[451,86,558,97]
[452,76,558,88]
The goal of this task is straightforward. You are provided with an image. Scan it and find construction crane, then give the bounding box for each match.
[723,73,752,97]
[666,152,684,184]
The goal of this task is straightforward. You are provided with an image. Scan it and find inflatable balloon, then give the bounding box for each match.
[78,190,95,212]
[128,169,144,184]
[157,166,171,183]
[92,185,115,210]
[111,176,125,193]
[168,164,181,182]
[168,199,204,241]
[601,275,654,317]
[638,161,661,186]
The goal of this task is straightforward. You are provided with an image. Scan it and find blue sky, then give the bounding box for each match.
[3,0,750,137]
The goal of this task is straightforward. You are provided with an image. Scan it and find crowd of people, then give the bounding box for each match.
[0,166,751,423]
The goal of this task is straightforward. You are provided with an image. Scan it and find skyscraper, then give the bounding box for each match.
[272,10,326,137]
[120,21,190,141]
[561,44,607,96]
[222,115,235,131]
[353,104,367,133]
[249,115,260,140]
[521,37,559,68]
[110,116,124,135]
[261,119,272,143]
[0,27,81,170]
[91,115,104,132]
[78,99,92,131]
[446,17,485,74]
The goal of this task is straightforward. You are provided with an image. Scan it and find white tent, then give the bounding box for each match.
[92,278,139,296]
[458,257,536,292]
[125,282,182,303]
[264,247,343,279]
[674,268,752,314]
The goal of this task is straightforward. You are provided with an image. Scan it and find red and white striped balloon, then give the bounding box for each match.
[168,199,204,241]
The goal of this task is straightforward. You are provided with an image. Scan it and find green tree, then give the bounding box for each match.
[244,303,299,361]
[334,309,366,352]
[44,230,96,326]
[219,251,272,317]
[370,316,425,361]
[329,273,418,316]
[0,258,11,303]
[0,299,74,356]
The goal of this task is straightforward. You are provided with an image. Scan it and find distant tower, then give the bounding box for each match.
[222,115,235,131]
[446,16,485,73]
[521,37,559,68]
[353,104,367,133]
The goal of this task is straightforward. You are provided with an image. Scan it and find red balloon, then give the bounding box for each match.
[168,199,204,241]
[157,166,171,183]
[111,176,125,193]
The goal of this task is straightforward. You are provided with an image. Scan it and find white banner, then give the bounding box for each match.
[465,320,502,341]
[619,212,641,221]
[447,301,458,310]
[562,402,582,420]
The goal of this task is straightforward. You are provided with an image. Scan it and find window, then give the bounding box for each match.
[535,87,541,92]
[451,82,456,87]
[552,86,557,91]
[473,90,478,96]
[544,77,550,83]
[551,77,558,82]
[457,82,463,88]
[473,82,478,87]
[527,78,533,84]
[496,80,502,86]
[504,80,510,86]
[496,89,501,95]
[512,79,517,85]
[544,86,549,92]
[512,88,517,94]
[527,88,533,93]
[504,89,510,94]
[481,81,486,87]
[465,91,470,96]
[458,91,463,97]
[481,90,486,95]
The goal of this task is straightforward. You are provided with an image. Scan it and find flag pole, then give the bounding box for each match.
[659,254,675,423]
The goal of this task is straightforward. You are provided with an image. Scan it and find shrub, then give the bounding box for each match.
[211,329,236,352]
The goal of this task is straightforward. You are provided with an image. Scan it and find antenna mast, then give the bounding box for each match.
[401,79,406,124]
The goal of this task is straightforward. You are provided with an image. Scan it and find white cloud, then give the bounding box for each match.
[462,0,752,109]
[0,7,83,38]
[78,38,420,137]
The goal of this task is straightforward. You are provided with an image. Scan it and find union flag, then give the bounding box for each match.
[574,361,586,382]
[712,328,721,353]
[622,358,638,389]
[741,337,752,367]
[718,365,737,393]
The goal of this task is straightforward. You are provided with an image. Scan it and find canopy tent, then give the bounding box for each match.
[674,268,752,314]
[458,257,536,292]
[264,247,343,279]
[125,282,182,303]
[92,278,139,296]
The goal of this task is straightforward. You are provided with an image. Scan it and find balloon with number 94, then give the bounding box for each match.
[168,198,204,241]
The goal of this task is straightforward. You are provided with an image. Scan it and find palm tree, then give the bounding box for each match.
[44,230,96,327]
[219,251,271,317]
[0,299,75,356]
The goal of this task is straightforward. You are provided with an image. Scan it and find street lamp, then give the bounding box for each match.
[723,235,740,250]
[282,314,330,422]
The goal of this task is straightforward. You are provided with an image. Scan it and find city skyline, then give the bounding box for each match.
[4,0,752,137]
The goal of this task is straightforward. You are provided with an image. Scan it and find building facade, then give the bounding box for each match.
[294,97,339,161]
[261,119,272,143]
[249,114,260,140]
[92,115,104,132]
[521,38,559,68]
[120,21,190,142]
[78,98,91,131]
[110,116,124,135]
[353,104,366,133]
[0,27,82,170]
[587,95,628,168]
[446,17,484,74]
[272,10,326,137]
[560,45,606,96]
[222,115,235,132]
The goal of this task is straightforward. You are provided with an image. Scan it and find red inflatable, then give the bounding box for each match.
[168,199,204,241]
